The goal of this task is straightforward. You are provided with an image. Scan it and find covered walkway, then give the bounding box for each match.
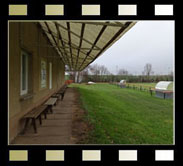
[12,87,84,144]
[9,21,135,143]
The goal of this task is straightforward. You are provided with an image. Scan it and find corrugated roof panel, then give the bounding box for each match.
[59,28,69,43]
[80,40,93,51]
[39,21,136,71]
[96,26,120,49]
[47,22,57,34]
[83,24,103,44]
[70,23,82,36]
[56,21,67,29]
[70,33,80,48]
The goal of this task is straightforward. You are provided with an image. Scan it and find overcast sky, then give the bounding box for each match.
[91,21,174,75]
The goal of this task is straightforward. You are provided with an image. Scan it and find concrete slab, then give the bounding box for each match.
[13,135,70,144]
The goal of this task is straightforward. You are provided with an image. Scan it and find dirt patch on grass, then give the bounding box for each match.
[71,88,92,144]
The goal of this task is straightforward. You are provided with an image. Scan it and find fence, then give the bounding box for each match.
[110,82,155,96]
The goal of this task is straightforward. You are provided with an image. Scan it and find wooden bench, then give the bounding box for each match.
[51,93,61,100]
[22,105,48,134]
[56,85,68,100]
[60,84,68,91]
[56,89,65,100]
[63,84,68,89]
[44,97,58,113]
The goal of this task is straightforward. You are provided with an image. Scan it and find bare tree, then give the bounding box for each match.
[90,64,110,82]
[118,69,128,75]
[89,64,99,81]
[143,63,153,76]
[100,65,110,75]
[99,65,110,82]
[78,65,91,82]
[90,64,100,74]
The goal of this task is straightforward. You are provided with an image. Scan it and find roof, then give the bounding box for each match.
[155,81,173,91]
[39,21,136,71]
[119,80,126,84]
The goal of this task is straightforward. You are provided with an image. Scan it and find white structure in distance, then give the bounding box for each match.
[155,81,173,91]
[155,81,173,99]
[87,81,96,85]
[119,80,126,88]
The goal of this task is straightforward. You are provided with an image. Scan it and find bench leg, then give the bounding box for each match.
[61,93,65,100]
[44,111,47,119]
[39,115,42,125]
[32,118,37,133]
[48,105,53,113]
[22,118,30,134]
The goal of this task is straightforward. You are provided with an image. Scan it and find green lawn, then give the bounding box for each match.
[70,83,173,144]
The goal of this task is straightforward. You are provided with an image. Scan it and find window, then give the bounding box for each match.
[49,62,52,89]
[20,51,28,95]
[41,60,47,88]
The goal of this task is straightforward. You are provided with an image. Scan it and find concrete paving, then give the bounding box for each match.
[12,87,76,145]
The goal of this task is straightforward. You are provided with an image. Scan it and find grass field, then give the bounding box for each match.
[70,83,173,144]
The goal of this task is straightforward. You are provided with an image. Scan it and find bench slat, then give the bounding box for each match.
[24,105,48,119]
[52,94,60,98]
[44,97,57,105]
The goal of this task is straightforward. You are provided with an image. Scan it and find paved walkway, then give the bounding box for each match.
[12,88,77,145]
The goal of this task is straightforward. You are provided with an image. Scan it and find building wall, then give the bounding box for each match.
[9,22,65,143]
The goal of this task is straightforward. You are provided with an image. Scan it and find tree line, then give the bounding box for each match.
[67,63,173,83]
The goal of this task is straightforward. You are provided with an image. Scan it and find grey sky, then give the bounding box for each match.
[92,21,174,75]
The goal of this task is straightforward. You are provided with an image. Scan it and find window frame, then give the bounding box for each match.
[20,50,29,96]
[40,60,47,89]
[49,62,52,89]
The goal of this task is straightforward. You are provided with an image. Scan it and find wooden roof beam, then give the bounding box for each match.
[44,22,68,65]
[57,22,100,50]
[72,21,125,27]
[78,25,107,70]
[41,27,101,52]
[80,22,133,70]
[67,22,73,69]
[75,23,85,70]
[37,23,65,64]
[55,22,71,67]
